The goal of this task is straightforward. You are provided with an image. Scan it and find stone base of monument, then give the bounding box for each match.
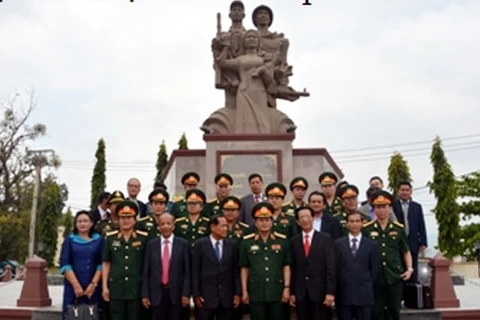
[163,133,343,199]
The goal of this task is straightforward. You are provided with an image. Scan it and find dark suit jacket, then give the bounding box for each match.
[334,236,380,307]
[239,194,263,228]
[319,212,342,241]
[393,200,427,254]
[89,208,101,226]
[192,237,240,309]
[142,236,191,307]
[127,198,147,218]
[290,231,336,302]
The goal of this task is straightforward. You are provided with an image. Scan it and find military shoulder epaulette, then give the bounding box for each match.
[239,222,250,228]
[284,211,295,217]
[136,230,148,236]
[175,217,187,223]
[105,230,119,237]
[243,233,255,240]
[173,195,184,203]
[138,216,151,222]
[201,217,210,222]
[207,198,218,203]
[274,231,287,239]
[333,212,342,217]
[363,220,375,227]
[282,202,291,207]
[393,221,404,228]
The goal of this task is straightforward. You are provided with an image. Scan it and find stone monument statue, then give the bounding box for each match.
[202,2,310,135]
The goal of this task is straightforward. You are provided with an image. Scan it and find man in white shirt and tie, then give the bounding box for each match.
[239,173,265,228]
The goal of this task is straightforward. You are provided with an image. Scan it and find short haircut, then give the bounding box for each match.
[346,211,363,222]
[98,192,111,204]
[159,212,175,222]
[294,206,314,221]
[248,173,263,182]
[209,214,226,228]
[369,176,383,184]
[308,190,327,203]
[366,186,381,199]
[398,181,412,189]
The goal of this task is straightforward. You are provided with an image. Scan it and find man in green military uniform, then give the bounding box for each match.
[174,188,210,249]
[206,173,234,217]
[363,191,413,320]
[96,190,125,236]
[335,184,371,236]
[239,202,291,320]
[137,189,169,239]
[102,200,149,320]
[170,172,201,218]
[282,177,308,215]
[318,172,344,216]
[220,195,251,246]
[265,182,298,239]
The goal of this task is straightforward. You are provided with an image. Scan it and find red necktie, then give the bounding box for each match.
[162,239,170,284]
[304,234,310,257]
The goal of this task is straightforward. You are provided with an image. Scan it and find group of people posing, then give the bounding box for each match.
[59,171,428,320]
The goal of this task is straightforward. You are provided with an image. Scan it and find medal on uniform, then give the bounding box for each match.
[272,244,281,250]
[132,241,142,247]
[250,245,259,251]
[112,240,121,247]
[370,231,378,237]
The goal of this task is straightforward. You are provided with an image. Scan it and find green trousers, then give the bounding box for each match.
[373,280,403,320]
[109,299,142,320]
[250,301,284,320]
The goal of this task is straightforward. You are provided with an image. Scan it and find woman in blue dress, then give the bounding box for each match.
[60,210,104,320]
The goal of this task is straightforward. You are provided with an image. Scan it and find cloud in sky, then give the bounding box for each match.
[1,0,480,247]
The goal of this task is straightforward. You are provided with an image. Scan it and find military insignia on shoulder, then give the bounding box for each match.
[333,212,341,217]
[208,198,217,204]
[363,220,375,227]
[175,217,187,223]
[173,195,184,203]
[282,202,290,207]
[243,233,255,240]
[106,230,119,237]
[136,230,148,237]
[239,222,249,228]
[285,210,294,217]
[274,231,286,239]
[202,217,210,222]
[393,221,404,228]
[139,216,151,222]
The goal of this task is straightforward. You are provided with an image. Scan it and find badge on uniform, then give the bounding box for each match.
[280,219,289,224]
[146,222,154,227]
[250,245,259,251]
[112,240,121,247]
[181,224,188,229]
[370,231,379,237]
[132,241,142,247]
[271,244,281,250]
[389,231,398,236]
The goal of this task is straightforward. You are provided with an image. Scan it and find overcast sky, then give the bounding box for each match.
[1,0,480,250]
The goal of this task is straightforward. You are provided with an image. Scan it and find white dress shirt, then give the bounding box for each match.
[303,229,315,244]
[348,233,362,249]
[313,214,322,232]
[98,205,107,220]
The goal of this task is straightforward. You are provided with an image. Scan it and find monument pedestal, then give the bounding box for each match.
[163,133,342,199]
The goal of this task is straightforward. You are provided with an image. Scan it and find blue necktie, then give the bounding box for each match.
[215,241,221,261]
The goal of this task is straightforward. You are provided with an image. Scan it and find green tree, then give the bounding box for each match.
[387,152,412,195]
[428,136,461,258]
[456,170,480,260]
[0,209,29,261]
[36,174,69,266]
[155,140,168,181]
[178,132,188,149]
[90,138,106,209]
[62,207,74,238]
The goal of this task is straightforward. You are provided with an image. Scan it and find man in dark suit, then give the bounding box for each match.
[142,213,191,320]
[335,211,380,320]
[192,214,241,320]
[239,173,264,228]
[126,177,147,218]
[90,192,111,225]
[290,206,336,320]
[308,191,342,240]
[392,181,428,283]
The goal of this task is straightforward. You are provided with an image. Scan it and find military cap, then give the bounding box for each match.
[185,189,206,204]
[252,4,273,27]
[290,177,308,191]
[265,182,287,198]
[252,202,274,219]
[116,200,138,217]
[149,189,169,203]
[338,184,359,199]
[181,172,200,185]
[215,173,233,186]
[108,190,125,204]
[371,190,393,206]
[153,181,167,190]
[221,196,241,210]
[318,172,338,186]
